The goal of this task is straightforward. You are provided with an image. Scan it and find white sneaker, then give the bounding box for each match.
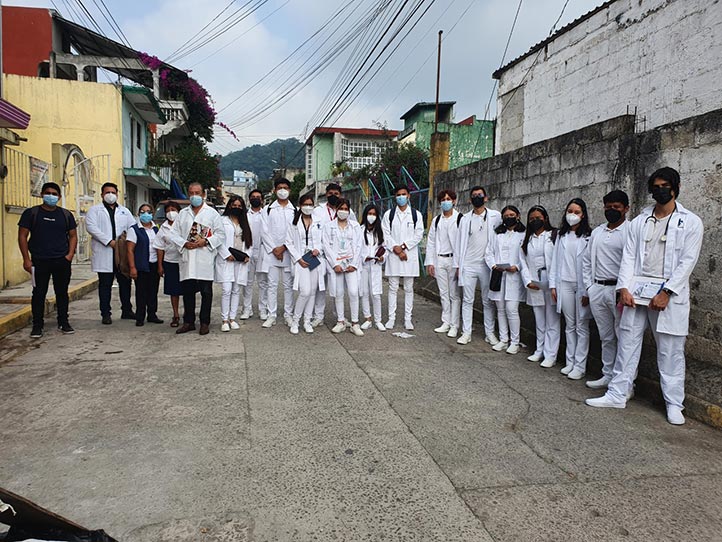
[447,326,458,338]
[540,358,556,368]
[239,311,251,320]
[349,323,364,337]
[585,376,611,389]
[259,312,268,321]
[567,368,585,380]
[360,320,372,330]
[485,334,500,346]
[404,321,414,331]
[290,323,299,335]
[560,364,573,375]
[303,322,314,334]
[311,318,324,328]
[375,322,386,332]
[331,322,346,334]
[456,333,471,345]
[666,405,685,425]
[285,316,294,327]
[585,395,626,409]
[434,323,451,333]
[492,341,509,352]
[262,317,276,328]
[230,320,240,330]
[506,344,520,355]
[527,353,543,363]
[221,322,230,332]
[385,320,395,330]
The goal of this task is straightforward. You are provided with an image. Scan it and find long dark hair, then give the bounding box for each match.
[494,205,526,234]
[223,195,252,247]
[559,198,592,237]
[293,194,314,226]
[522,205,556,255]
[361,203,383,245]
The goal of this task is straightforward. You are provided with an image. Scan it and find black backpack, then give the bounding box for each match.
[434,212,464,230]
[389,205,420,228]
[29,205,74,232]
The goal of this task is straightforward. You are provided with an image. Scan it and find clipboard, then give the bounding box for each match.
[302,252,321,271]
[630,275,665,306]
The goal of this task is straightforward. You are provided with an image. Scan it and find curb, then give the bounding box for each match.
[0,277,98,339]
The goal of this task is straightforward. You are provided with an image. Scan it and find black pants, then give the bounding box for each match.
[32,257,72,328]
[182,279,213,325]
[97,267,133,317]
[135,267,160,322]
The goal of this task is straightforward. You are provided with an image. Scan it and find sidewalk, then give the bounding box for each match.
[0,262,97,338]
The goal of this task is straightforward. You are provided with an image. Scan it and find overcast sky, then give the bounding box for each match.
[7,0,602,155]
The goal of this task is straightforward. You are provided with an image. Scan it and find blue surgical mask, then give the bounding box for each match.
[43,194,59,207]
[189,195,203,207]
[440,200,453,212]
[396,195,408,207]
[139,212,154,224]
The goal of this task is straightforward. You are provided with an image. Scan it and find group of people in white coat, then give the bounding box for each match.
[425,168,703,425]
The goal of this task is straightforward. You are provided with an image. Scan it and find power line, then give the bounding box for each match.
[164,0,238,62]
[92,0,132,47]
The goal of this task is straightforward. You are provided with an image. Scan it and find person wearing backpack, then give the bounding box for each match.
[18,182,78,338]
[425,189,462,338]
[381,185,424,330]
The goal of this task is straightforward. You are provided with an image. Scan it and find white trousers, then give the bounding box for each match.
[313,271,330,321]
[559,280,590,371]
[267,265,293,319]
[588,283,620,378]
[220,282,241,321]
[531,294,561,361]
[334,270,360,323]
[435,256,460,328]
[388,276,414,324]
[461,265,496,336]
[496,297,520,345]
[360,265,382,324]
[607,307,686,408]
[243,257,268,317]
[293,266,320,325]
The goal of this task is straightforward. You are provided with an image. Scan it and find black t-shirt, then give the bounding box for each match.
[18,206,78,261]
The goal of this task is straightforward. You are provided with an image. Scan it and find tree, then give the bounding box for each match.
[174,136,221,190]
[373,142,429,189]
[290,171,306,202]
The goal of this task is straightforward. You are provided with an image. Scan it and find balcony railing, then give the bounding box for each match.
[159,100,189,123]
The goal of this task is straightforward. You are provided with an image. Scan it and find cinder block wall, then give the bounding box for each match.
[424,111,722,428]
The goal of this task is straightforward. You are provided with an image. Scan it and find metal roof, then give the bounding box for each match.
[305,127,399,145]
[122,86,167,124]
[400,101,456,120]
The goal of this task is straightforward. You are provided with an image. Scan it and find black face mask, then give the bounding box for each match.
[503,216,518,228]
[604,209,623,224]
[250,198,262,209]
[471,195,485,208]
[228,207,244,219]
[652,186,674,205]
[528,218,544,232]
[327,194,340,207]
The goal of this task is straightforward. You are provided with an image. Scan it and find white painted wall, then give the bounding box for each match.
[496,0,722,153]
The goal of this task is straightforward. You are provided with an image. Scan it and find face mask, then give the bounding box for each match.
[103,193,117,205]
[139,212,153,224]
[604,209,623,224]
[189,195,203,207]
[503,216,518,228]
[228,207,244,219]
[250,198,262,209]
[566,213,582,227]
[366,215,377,225]
[440,201,454,212]
[43,194,59,207]
[396,195,408,207]
[327,194,340,207]
[165,211,178,222]
[337,210,350,221]
[652,186,673,205]
[528,218,544,232]
[471,195,485,208]
[301,205,314,216]
[276,189,290,200]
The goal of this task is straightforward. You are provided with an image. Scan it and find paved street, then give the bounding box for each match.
[1,288,722,542]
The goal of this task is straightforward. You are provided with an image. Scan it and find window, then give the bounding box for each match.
[306,144,313,181]
[341,138,385,171]
[136,119,142,149]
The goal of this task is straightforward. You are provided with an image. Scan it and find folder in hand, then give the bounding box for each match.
[302,252,321,270]
[228,247,250,262]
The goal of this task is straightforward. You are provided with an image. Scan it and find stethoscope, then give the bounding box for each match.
[644,204,677,242]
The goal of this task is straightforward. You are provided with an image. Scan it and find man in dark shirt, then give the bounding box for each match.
[18,182,78,338]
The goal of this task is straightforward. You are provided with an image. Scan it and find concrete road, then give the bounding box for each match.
[1,288,721,541]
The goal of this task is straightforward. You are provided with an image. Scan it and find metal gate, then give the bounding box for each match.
[68,154,111,262]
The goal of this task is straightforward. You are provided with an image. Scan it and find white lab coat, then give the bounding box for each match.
[617,203,703,336]
[285,217,326,292]
[312,203,358,227]
[520,230,555,306]
[323,219,363,297]
[424,210,461,267]
[247,208,267,269]
[454,209,502,286]
[581,221,630,291]
[85,202,136,273]
[485,230,526,303]
[169,204,225,282]
[361,228,384,296]
[214,216,250,286]
[549,232,590,316]
[381,206,424,277]
[260,200,296,272]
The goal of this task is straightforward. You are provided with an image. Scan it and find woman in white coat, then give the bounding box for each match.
[285,194,325,335]
[519,205,561,368]
[549,198,592,380]
[359,203,386,332]
[323,199,364,336]
[215,196,251,332]
[485,205,527,354]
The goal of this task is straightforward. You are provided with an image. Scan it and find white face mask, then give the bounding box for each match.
[337,210,350,221]
[103,192,118,205]
[366,215,377,225]
[301,205,313,216]
[276,189,290,200]
[165,211,178,222]
[566,213,582,226]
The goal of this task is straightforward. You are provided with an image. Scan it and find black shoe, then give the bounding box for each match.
[58,323,75,334]
[121,311,136,320]
[102,315,112,325]
[147,316,164,324]
[135,320,145,327]
[30,325,43,339]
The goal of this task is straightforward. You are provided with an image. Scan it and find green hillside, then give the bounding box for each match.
[219,138,305,181]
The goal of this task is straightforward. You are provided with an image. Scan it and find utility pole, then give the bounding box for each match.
[428,30,450,226]
[434,30,442,134]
